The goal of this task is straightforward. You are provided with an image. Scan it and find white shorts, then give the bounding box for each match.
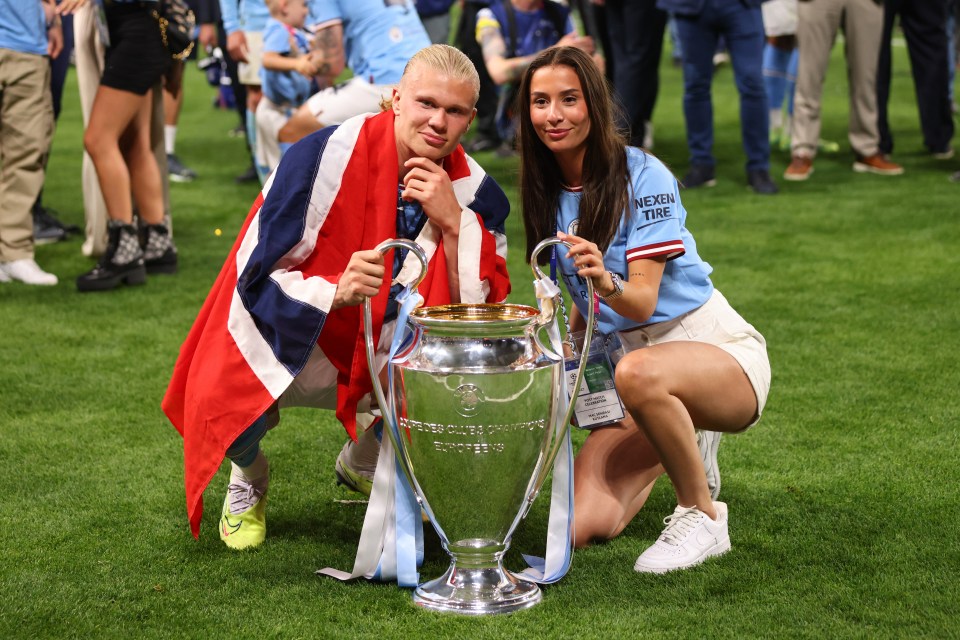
[304,76,394,126]
[761,0,797,38]
[237,30,264,86]
[617,289,771,430]
[254,97,292,175]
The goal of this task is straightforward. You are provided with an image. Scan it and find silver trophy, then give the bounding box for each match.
[363,237,595,615]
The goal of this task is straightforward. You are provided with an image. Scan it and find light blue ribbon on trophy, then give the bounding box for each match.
[518,270,575,584]
[317,286,423,587]
[376,286,425,586]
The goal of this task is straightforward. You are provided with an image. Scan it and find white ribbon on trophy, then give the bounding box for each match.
[318,287,424,587]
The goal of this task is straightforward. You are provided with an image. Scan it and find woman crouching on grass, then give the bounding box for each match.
[517,47,771,573]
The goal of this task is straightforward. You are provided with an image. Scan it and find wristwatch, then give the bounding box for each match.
[602,271,624,301]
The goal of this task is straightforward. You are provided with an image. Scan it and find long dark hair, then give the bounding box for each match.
[518,47,630,262]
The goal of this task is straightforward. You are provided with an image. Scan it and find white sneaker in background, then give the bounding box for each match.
[696,429,722,500]
[634,501,730,574]
[0,265,10,283]
[2,259,58,286]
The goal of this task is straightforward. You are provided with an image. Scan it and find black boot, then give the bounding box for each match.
[76,221,147,292]
[139,223,178,274]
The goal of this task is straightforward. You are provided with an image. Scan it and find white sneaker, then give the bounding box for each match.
[634,502,731,574]
[2,258,58,285]
[696,429,722,499]
[0,265,10,283]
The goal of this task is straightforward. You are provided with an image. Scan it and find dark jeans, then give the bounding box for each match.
[877,0,954,154]
[674,0,769,171]
[605,0,667,148]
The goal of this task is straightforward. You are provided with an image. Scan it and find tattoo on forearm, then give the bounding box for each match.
[313,30,336,52]
[479,28,505,62]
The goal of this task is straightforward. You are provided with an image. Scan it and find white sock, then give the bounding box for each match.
[343,424,381,475]
[165,125,177,155]
[769,109,783,131]
[231,450,269,486]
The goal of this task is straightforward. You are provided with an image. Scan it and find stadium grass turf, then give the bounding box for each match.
[1,39,957,638]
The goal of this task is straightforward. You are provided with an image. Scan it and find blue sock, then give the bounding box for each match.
[227,413,270,468]
[762,43,793,113]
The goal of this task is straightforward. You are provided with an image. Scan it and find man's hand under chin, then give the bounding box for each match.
[401,156,463,302]
[400,157,462,235]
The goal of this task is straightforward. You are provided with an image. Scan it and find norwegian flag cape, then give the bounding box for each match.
[162,110,510,538]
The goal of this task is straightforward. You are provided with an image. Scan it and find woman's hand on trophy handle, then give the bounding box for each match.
[332,249,385,310]
[557,231,613,297]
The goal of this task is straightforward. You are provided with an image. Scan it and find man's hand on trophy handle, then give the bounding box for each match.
[332,249,385,310]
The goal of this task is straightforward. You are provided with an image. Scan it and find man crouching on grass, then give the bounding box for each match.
[162,44,511,549]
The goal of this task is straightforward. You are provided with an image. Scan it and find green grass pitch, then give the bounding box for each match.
[1,39,958,638]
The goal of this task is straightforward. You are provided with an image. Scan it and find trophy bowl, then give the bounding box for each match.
[364,239,593,615]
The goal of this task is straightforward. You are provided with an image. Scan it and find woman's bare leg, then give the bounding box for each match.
[574,417,664,547]
[123,90,164,225]
[614,341,757,519]
[83,86,151,224]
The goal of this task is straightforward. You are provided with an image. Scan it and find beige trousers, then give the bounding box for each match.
[0,49,53,262]
[73,3,169,257]
[791,0,884,159]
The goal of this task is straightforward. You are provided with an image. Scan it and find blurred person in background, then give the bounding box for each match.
[0,0,62,285]
[876,0,954,161]
[220,0,269,180]
[32,0,83,246]
[68,0,173,258]
[75,0,178,291]
[600,0,666,150]
[784,0,903,181]
[416,0,456,44]
[656,0,778,194]
[254,0,320,173]
[197,0,259,183]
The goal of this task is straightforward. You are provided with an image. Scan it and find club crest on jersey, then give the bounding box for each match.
[567,220,579,236]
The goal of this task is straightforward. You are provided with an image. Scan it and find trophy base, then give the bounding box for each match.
[413,563,542,615]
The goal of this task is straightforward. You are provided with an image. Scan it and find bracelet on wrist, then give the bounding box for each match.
[601,271,624,300]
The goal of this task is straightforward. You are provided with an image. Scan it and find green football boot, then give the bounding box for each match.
[219,480,267,550]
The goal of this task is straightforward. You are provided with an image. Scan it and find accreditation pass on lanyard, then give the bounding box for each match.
[553,247,626,429]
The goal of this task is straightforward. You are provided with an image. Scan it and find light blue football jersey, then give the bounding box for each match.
[555,147,714,335]
[311,0,431,85]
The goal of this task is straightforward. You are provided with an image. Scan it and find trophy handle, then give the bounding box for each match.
[362,238,429,489]
[527,236,595,500]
